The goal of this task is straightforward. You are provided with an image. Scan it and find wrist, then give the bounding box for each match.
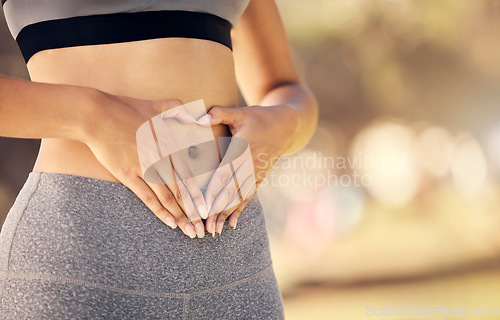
[67,86,105,144]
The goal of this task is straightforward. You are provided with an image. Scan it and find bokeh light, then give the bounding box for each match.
[416,125,454,177]
[450,133,488,198]
[486,126,500,172]
[350,119,420,206]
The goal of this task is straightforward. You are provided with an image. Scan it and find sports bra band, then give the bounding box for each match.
[16,10,232,63]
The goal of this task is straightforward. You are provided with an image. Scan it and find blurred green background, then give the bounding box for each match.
[1,0,500,319]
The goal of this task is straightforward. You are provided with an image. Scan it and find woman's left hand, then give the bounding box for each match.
[204,104,299,235]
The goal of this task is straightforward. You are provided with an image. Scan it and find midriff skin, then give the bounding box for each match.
[27,38,237,183]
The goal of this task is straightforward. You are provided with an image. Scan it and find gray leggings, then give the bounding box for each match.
[0,172,284,319]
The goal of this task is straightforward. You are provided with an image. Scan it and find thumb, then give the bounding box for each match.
[208,106,244,126]
[162,105,196,124]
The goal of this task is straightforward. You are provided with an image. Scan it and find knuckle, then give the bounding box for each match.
[120,166,137,178]
[209,106,221,117]
[182,174,195,185]
[219,172,231,185]
[174,215,188,224]
[162,192,175,205]
[218,212,230,220]
[206,192,218,201]
[225,189,236,200]
[143,193,156,205]
[179,188,189,200]
[193,195,204,205]
[175,188,183,200]
[154,207,168,217]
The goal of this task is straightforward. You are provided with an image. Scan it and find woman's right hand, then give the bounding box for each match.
[79,90,207,238]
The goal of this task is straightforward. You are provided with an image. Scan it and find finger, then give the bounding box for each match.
[209,162,255,235]
[148,173,197,238]
[147,181,197,237]
[208,160,254,218]
[169,153,208,219]
[162,105,197,124]
[205,161,251,220]
[227,195,253,230]
[221,173,256,212]
[122,174,194,236]
[214,204,238,235]
[215,174,256,233]
[227,177,264,230]
[155,160,186,211]
[146,172,198,238]
[195,113,212,127]
[205,168,234,237]
[205,136,252,211]
[204,137,252,236]
[207,176,238,223]
[154,153,206,222]
[172,170,206,238]
[207,106,244,126]
[205,164,234,215]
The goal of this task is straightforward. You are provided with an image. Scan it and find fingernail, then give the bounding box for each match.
[196,114,211,125]
[184,224,196,239]
[212,230,215,237]
[216,221,224,234]
[233,220,237,229]
[195,222,205,238]
[165,217,177,229]
[198,205,208,219]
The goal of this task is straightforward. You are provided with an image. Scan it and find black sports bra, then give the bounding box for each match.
[1,0,250,63]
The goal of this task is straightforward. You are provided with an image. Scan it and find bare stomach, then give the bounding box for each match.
[26,38,238,183]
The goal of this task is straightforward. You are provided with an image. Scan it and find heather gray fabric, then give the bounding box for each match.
[0,172,284,319]
[3,0,250,39]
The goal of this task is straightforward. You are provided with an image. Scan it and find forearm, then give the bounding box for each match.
[259,82,318,155]
[0,74,95,141]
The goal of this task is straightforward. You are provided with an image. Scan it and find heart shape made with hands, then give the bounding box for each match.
[136,99,256,220]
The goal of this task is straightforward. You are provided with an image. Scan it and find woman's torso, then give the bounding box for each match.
[1,0,249,183]
[28,38,237,183]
